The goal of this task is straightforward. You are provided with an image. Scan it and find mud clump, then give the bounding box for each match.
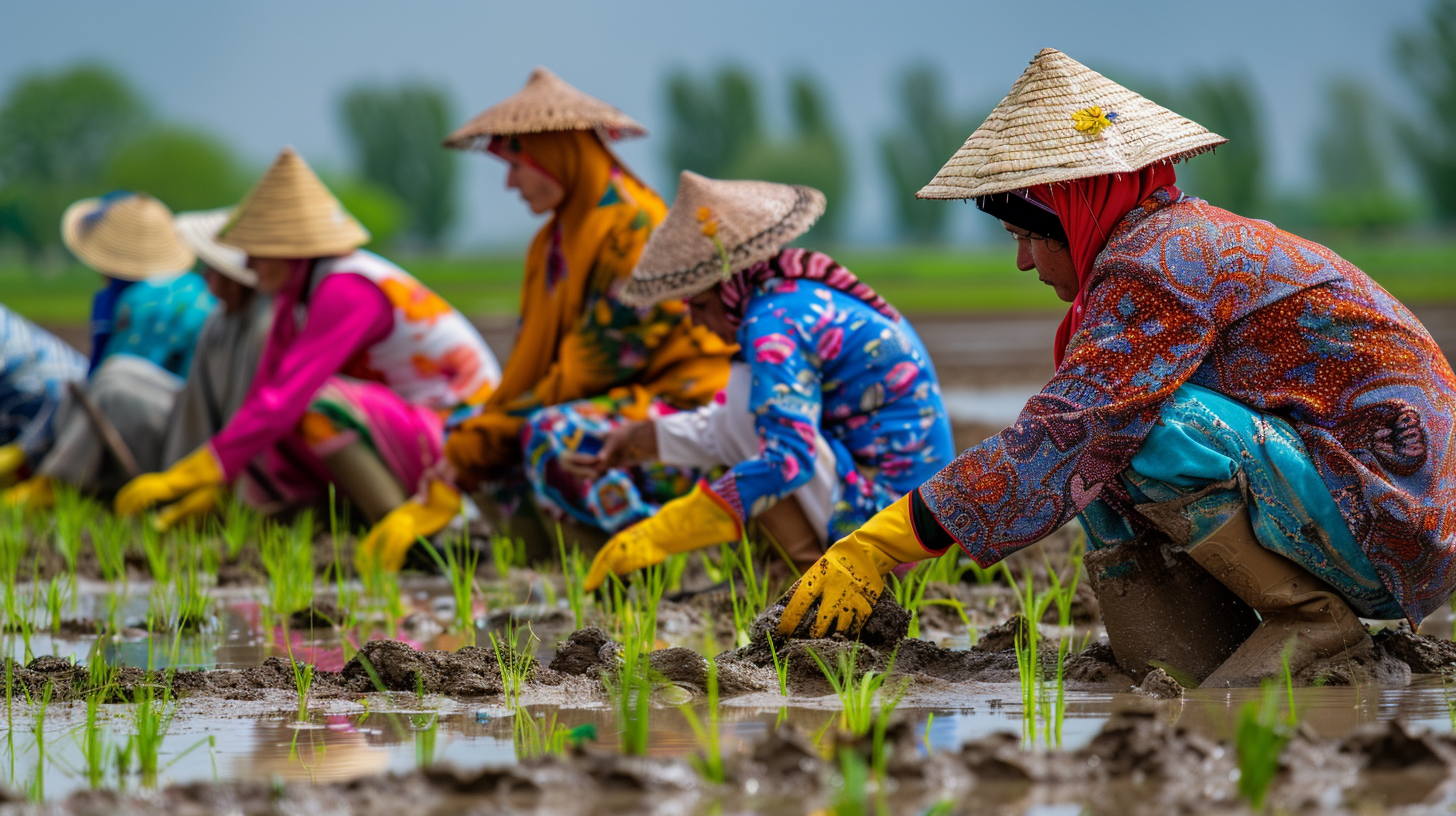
[972,615,1032,653]
[753,589,910,650]
[1132,667,1184,699]
[549,627,616,676]
[342,640,508,696]
[1371,628,1456,674]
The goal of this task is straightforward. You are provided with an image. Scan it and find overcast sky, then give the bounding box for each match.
[0,0,1431,249]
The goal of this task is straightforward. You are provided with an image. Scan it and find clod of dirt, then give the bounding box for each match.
[1341,719,1455,771]
[1062,641,1131,686]
[1077,709,1231,786]
[341,640,507,696]
[753,588,910,650]
[1132,667,1184,699]
[736,722,824,784]
[548,628,617,676]
[972,615,1032,653]
[957,732,1038,783]
[1371,628,1456,674]
[649,647,708,689]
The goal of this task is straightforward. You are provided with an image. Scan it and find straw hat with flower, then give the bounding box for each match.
[442,66,647,150]
[622,171,825,307]
[61,193,196,281]
[918,48,1225,200]
[173,209,256,286]
[218,146,369,259]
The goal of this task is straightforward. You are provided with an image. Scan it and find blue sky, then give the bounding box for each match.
[0,0,1430,249]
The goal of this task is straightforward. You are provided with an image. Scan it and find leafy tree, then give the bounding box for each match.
[339,82,458,251]
[1312,78,1416,232]
[728,74,850,239]
[105,126,248,213]
[1394,0,1456,223]
[0,64,148,257]
[663,66,762,183]
[664,68,850,240]
[1176,72,1266,215]
[878,65,981,244]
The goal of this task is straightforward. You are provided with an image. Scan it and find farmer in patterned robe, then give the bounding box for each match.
[779,49,1456,688]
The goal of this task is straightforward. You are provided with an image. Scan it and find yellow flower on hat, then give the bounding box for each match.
[1072,105,1116,136]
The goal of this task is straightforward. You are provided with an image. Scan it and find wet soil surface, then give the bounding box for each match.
[11,710,1456,814]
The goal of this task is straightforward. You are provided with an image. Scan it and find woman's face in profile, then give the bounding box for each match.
[505,159,565,215]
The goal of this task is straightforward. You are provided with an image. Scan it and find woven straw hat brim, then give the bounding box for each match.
[621,172,825,307]
[918,48,1227,200]
[219,146,370,259]
[61,195,196,281]
[174,209,257,286]
[443,66,647,150]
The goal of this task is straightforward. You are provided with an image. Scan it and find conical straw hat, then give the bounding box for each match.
[443,66,647,151]
[918,48,1226,200]
[174,209,256,286]
[218,146,369,258]
[61,193,195,281]
[622,171,825,307]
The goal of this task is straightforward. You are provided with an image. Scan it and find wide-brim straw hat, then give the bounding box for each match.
[61,193,196,280]
[622,171,825,307]
[218,146,369,259]
[918,48,1226,200]
[174,209,257,286]
[442,66,647,151]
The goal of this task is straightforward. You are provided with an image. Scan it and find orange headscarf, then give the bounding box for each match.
[446,131,731,477]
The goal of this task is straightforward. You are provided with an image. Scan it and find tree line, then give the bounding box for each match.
[1,0,1454,260]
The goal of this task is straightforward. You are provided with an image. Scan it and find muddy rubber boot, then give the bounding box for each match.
[322,442,407,524]
[1187,508,1371,688]
[754,495,824,572]
[1085,534,1260,685]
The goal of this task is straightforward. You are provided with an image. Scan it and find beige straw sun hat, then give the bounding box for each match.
[218,146,369,259]
[622,171,825,307]
[918,48,1226,200]
[61,193,196,280]
[442,66,647,151]
[173,209,256,286]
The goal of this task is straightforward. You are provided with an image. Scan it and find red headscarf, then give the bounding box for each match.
[1028,164,1179,368]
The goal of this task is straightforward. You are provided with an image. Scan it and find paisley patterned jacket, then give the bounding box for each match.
[915,189,1456,625]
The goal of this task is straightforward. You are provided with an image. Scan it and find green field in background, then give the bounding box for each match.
[3,239,1454,325]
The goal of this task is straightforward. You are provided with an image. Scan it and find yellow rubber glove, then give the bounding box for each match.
[584,482,742,592]
[1,475,53,509]
[154,485,223,531]
[0,444,26,483]
[777,495,931,639]
[355,480,462,574]
[115,446,224,517]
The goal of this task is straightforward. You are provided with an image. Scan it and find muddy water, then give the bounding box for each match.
[5,576,1456,808]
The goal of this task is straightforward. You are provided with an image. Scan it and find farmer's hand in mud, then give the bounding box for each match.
[561,420,658,482]
[778,494,929,638]
[115,446,225,517]
[583,480,741,592]
[356,480,462,574]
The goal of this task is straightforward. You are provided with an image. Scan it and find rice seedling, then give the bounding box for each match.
[410,712,439,767]
[217,493,263,561]
[51,484,87,578]
[260,511,315,621]
[491,533,525,580]
[88,514,131,585]
[25,680,54,802]
[602,571,666,755]
[325,486,359,636]
[556,528,588,630]
[721,536,770,648]
[807,643,903,736]
[419,529,481,645]
[1002,553,1082,746]
[677,651,724,783]
[75,687,120,789]
[766,633,790,696]
[130,683,174,786]
[490,621,537,711]
[512,707,580,759]
[42,575,67,633]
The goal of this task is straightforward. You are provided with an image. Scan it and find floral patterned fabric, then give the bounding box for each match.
[914,189,1456,625]
[710,277,955,540]
[520,395,697,532]
[0,305,88,459]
